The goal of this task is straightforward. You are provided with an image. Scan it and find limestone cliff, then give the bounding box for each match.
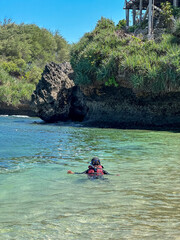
[83,87,180,128]
[31,62,180,129]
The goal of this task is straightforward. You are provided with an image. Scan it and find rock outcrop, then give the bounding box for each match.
[31,62,89,122]
[31,62,75,122]
[31,62,180,129]
[83,88,180,129]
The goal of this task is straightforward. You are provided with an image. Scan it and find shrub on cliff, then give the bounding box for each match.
[0,19,70,105]
[0,66,34,105]
[70,17,180,94]
[173,18,180,38]
[70,17,131,86]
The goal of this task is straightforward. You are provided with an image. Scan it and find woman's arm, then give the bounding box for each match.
[67,170,88,174]
[103,170,110,174]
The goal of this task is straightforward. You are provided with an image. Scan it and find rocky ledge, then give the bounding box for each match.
[0,102,36,117]
[31,62,180,129]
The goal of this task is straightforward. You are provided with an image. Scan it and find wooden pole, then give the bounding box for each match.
[133,4,136,25]
[148,0,153,39]
[125,0,129,28]
[142,5,149,22]
[173,0,178,7]
[139,0,143,23]
[126,9,130,27]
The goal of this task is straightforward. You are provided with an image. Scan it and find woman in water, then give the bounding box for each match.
[67,157,109,177]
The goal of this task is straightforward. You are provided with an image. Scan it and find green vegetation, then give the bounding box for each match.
[160,2,174,29]
[116,19,126,30]
[0,19,70,105]
[0,67,35,105]
[173,6,180,19]
[70,17,180,94]
[1,7,180,106]
[173,18,180,38]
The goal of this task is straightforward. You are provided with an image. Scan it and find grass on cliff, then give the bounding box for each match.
[70,17,180,94]
[0,19,70,105]
[0,67,35,105]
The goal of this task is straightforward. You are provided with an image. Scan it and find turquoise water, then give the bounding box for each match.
[0,115,180,240]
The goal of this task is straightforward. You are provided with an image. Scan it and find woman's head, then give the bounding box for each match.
[91,157,100,166]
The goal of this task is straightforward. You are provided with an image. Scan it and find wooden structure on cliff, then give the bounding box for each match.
[124,0,180,39]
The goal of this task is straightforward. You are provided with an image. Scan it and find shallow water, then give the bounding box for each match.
[0,116,180,240]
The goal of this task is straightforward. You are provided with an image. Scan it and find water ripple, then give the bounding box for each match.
[0,116,180,239]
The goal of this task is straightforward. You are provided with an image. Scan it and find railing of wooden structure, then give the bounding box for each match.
[124,0,179,39]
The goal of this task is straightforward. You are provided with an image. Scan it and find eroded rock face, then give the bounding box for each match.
[31,62,180,129]
[0,102,36,116]
[83,87,180,129]
[69,86,89,121]
[31,62,75,122]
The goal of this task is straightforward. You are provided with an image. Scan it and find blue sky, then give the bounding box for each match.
[0,0,125,43]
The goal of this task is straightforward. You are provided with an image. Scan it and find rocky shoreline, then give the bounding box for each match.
[30,62,180,130]
[0,102,36,117]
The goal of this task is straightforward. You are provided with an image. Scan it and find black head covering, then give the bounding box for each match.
[91,157,100,165]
